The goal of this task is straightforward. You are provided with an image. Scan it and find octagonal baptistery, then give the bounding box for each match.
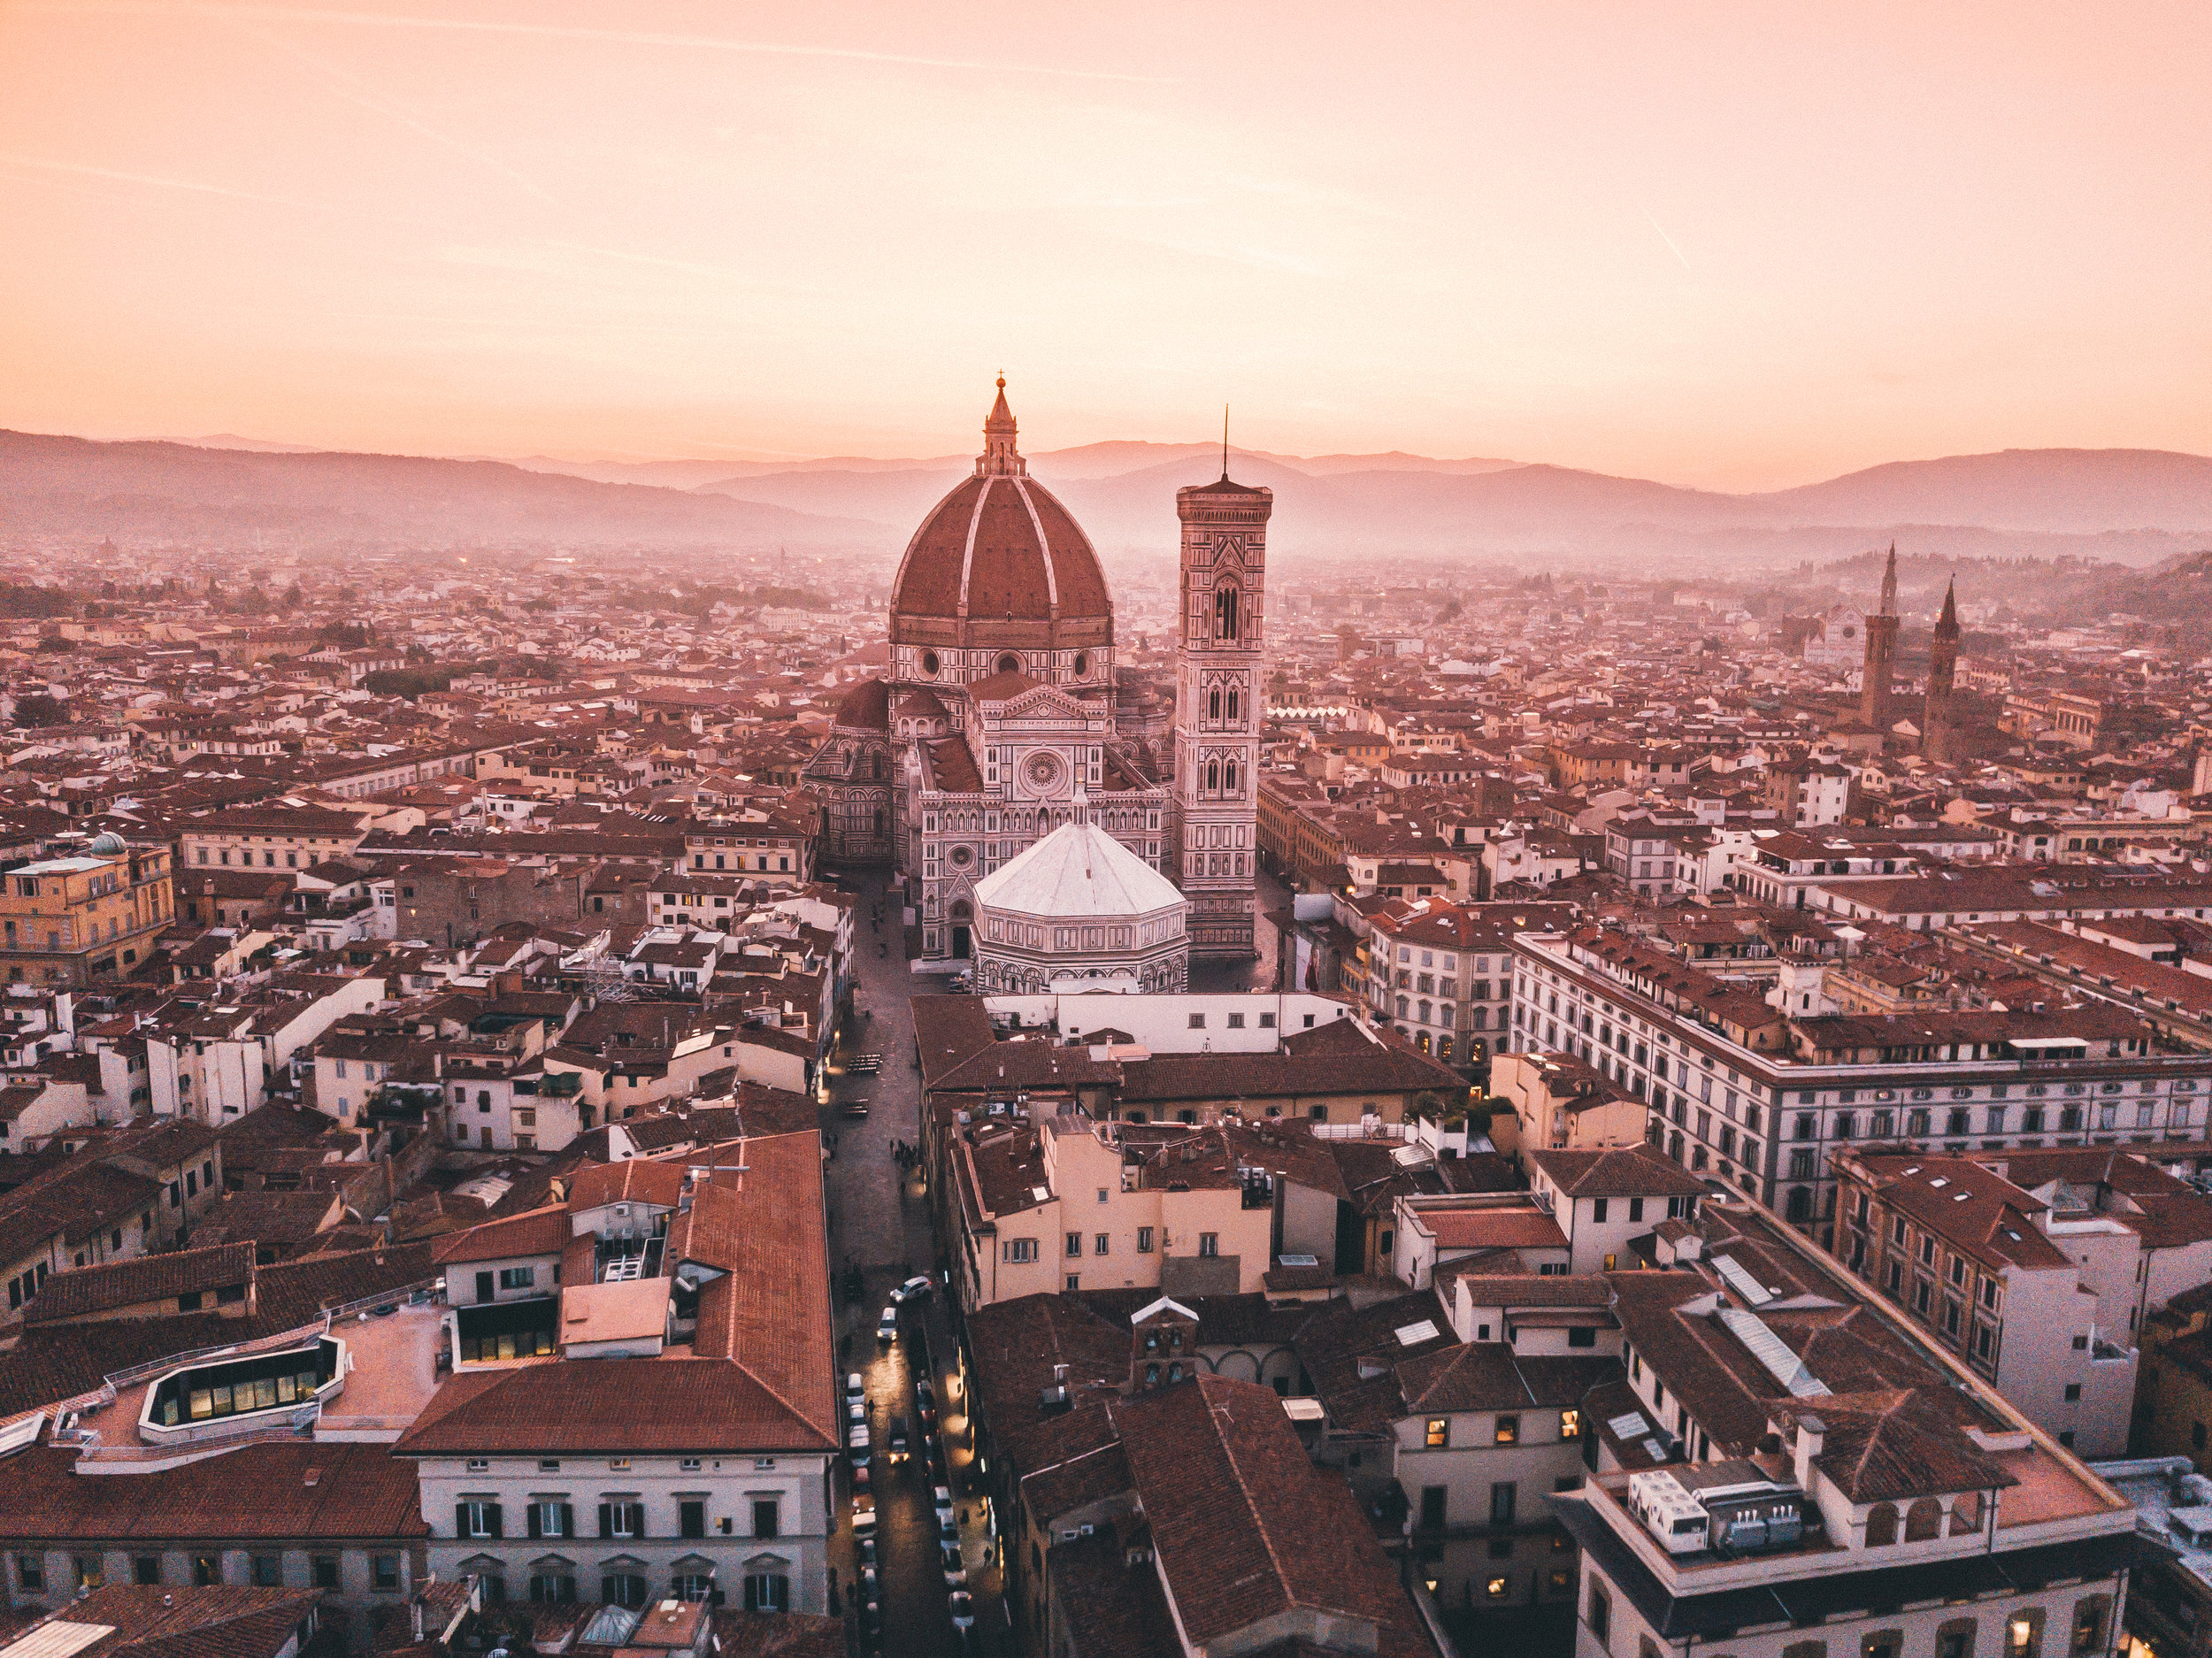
[888,379,1116,698]
[972,816,1188,994]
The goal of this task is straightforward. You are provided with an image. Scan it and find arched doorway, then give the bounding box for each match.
[949,899,972,960]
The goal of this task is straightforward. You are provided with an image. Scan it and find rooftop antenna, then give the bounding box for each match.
[1221,405,1230,480]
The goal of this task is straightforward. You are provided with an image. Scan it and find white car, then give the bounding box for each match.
[849,1421,871,1452]
[845,1371,865,1402]
[949,1590,975,1631]
[852,1499,876,1539]
[933,1485,955,1524]
[876,1306,899,1343]
[890,1274,933,1304]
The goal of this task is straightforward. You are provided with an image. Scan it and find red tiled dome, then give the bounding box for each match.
[889,380,1111,649]
[832,678,891,732]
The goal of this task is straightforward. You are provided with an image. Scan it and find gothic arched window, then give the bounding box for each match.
[1225,687,1239,722]
[1214,585,1240,641]
[1224,761,1238,793]
[1208,687,1221,722]
[1205,761,1220,792]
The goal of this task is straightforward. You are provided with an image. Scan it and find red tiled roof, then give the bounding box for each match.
[1116,1376,1423,1650]
[0,1441,426,1539]
[23,1243,255,1326]
[430,1203,571,1267]
[831,679,890,733]
[392,1355,833,1455]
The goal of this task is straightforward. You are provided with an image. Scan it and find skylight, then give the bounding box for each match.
[1394,1318,1440,1347]
[1929,1177,1949,1188]
[1718,1308,1831,1398]
[1713,1254,1777,1307]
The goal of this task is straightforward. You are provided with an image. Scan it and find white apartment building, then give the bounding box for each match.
[396,1131,837,1614]
[1505,925,2212,1246]
[1563,1198,2137,1658]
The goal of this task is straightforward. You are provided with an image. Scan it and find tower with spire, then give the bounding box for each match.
[1171,447,1271,960]
[1859,544,1901,733]
[976,375,1025,478]
[1923,576,1962,764]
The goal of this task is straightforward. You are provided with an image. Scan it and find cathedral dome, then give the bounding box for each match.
[888,380,1112,658]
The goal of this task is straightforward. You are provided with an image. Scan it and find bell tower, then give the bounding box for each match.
[1860,543,1900,733]
[1171,464,1270,961]
[1924,576,1961,764]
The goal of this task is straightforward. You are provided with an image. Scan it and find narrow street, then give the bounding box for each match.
[820,871,1009,1657]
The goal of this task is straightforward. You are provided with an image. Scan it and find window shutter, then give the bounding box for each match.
[601,1576,618,1605]
[526,1505,541,1539]
[484,1502,503,1539]
[628,1502,646,1539]
[560,1504,575,1539]
[598,1503,612,1539]
[456,1502,471,1539]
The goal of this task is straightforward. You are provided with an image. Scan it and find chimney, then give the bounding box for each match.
[1793,1414,1825,1488]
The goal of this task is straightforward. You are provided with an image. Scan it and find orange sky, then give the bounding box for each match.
[3,1,2208,490]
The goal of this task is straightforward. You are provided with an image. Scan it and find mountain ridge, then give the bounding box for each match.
[20,431,2212,564]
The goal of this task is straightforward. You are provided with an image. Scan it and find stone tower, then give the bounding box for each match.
[1171,464,1271,960]
[1924,576,1961,764]
[1860,544,1900,732]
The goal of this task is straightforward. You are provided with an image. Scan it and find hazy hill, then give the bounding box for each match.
[0,431,879,549]
[1749,449,2212,533]
[24,431,2212,565]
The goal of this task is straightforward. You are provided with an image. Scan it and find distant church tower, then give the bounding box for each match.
[1860,544,1900,732]
[1923,577,1961,764]
[1171,460,1271,961]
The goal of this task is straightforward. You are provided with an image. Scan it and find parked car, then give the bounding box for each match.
[845,1371,865,1403]
[876,1306,899,1343]
[851,1458,872,1493]
[849,1420,871,1452]
[890,1273,933,1304]
[941,1546,966,1588]
[915,1378,937,1425]
[887,1418,910,1463]
[852,1498,876,1539]
[933,1485,955,1524]
[859,1535,877,1570]
[862,1600,883,1645]
[949,1591,975,1631]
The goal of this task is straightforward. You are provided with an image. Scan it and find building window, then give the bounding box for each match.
[1136,1227,1154,1253]
[1494,1414,1519,1445]
[1559,1408,1581,1439]
[1588,1581,1611,1647]
[1198,1232,1218,1257]
[1425,1417,1448,1447]
[2069,1600,2108,1656]
[373,1554,401,1591]
[1066,1232,1082,1258]
[1491,1482,1517,1525]
[744,1574,790,1613]
[753,1499,780,1539]
[602,1501,644,1539]
[312,1556,340,1590]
